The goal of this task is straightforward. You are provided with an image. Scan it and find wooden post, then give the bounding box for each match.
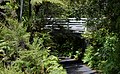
[67,19,69,32]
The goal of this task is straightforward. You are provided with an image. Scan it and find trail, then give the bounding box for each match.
[60,59,97,74]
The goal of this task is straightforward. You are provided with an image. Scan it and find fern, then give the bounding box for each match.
[0,1,66,74]
[31,0,64,5]
[11,37,66,74]
[0,18,66,74]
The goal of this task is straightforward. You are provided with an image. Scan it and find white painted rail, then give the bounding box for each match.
[44,18,87,33]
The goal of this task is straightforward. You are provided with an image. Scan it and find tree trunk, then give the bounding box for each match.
[19,0,24,22]
[29,0,31,19]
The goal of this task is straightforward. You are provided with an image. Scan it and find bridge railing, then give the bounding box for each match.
[43,18,87,33]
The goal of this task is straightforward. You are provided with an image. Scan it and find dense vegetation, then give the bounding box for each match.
[79,0,120,74]
[1,0,120,74]
[0,0,67,74]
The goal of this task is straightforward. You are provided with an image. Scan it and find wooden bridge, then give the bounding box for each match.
[43,18,87,33]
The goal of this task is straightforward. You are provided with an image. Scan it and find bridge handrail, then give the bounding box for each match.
[36,18,88,33]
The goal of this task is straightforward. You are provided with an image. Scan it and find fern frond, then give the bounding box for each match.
[31,0,64,6]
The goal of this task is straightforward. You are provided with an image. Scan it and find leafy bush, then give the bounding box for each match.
[0,18,29,65]
[0,1,67,73]
[83,28,120,74]
[0,67,24,74]
[11,37,66,74]
[0,18,66,74]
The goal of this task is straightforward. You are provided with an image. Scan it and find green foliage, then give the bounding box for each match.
[0,7,66,73]
[35,1,66,18]
[0,1,68,73]
[0,1,18,18]
[0,20,66,74]
[77,0,120,33]
[31,0,64,6]
[0,19,29,65]
[83,28,120,74]
[50,32,83,59]
[11,37,66,74]
[78,0,120,73]
[0,67,24,74]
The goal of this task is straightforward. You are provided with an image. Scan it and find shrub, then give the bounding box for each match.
[83,28,120,74]
[0,18,66,74]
